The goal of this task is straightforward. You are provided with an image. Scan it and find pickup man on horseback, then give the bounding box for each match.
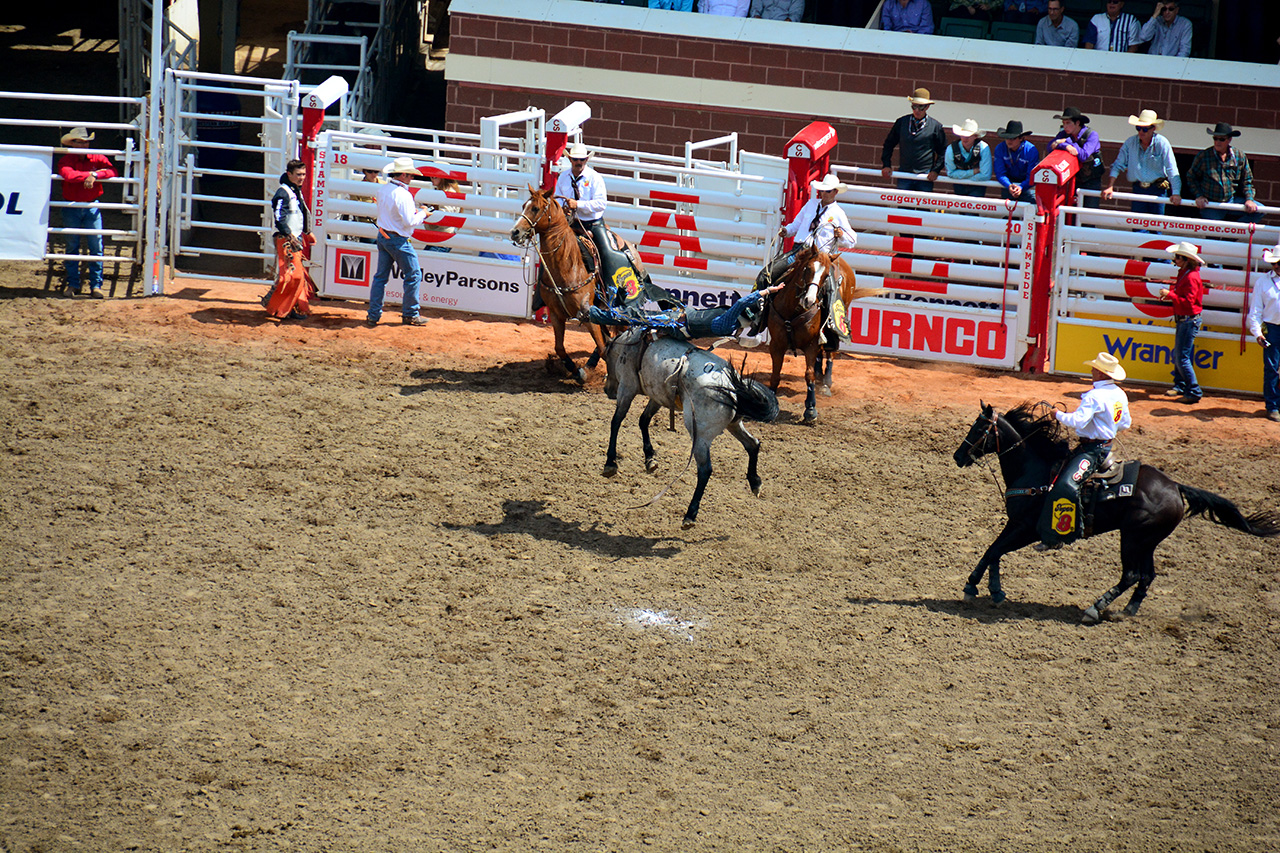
[1038,351,1132,550]
[745,173,858,341]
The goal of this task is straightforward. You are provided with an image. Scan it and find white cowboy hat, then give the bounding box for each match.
[907,87,934,106]
[1084,352,1126,381]
[1167,241,1205,266]
[382,156,423,177]
[566,142,591,159]
[1263,244,1280,264]
[951,118,985,139]
[355,126,389,137]
[1128,109,1165,129]
[811,173,847,193]
[61,127,94,145]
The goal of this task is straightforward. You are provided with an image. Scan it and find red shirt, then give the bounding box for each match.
[56,152,117,203]
[1168,267,1204,317]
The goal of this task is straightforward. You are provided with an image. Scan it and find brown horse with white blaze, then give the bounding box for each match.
[765,244,882,423]
[510,185,609,382]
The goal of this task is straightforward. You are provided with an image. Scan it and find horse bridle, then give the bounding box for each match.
[512,196,551,248]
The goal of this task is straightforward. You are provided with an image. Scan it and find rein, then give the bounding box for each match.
[963,404,1060,499]
[517,197,596,306]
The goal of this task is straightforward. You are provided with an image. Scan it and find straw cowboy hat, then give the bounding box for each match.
[1053,106,1091,125]
[1263,244,1280,264]
[61,127,95,145]
[1206,122,1241,138]
[1085,352,1126,381]
[997,120,1032,139]
[1128,109,1165,129]
[811,173,847,193]
[907,88,935,105]
[566,142,591,159]
[951,118,985,139]
[1167,241,1205,266]
[382,156,423,177]
[355,126,389,138]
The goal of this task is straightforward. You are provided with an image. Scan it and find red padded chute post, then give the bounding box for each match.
[1022,149,1081,373]
[782,122,838,251]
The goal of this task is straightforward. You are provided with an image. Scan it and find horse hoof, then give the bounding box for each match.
[575,368,587,383]
[602,464,618,478]
[963,592,976,604]
[749,480,762,496]
[803,409,818,424]
[1123,603,1141,617]
[681,517,696,530]
[645,458,658,474]
[820,386,833,397]
[1082,606,1101,624]
[990,591,1007,606]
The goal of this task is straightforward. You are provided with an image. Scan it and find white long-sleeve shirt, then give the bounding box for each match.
[783,198,857,252]
[1247,270,1280,337]
[375,179,428,238]
[1056,379,1131,441]
[553,165,608,222]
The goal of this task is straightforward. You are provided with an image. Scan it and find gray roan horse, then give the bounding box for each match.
[603,328,779,528]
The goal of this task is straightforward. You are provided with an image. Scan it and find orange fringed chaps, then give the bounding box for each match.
[266,233,317,318]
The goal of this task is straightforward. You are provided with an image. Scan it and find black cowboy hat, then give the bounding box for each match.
[1053,106,1090,124]
[997,120,1031,139]
[1206,122,1241,138]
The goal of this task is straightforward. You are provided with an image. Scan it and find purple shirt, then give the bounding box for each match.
[1049,126,1101,169]
[882,0,934,34]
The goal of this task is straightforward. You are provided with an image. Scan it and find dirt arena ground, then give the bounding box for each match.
[2,270,1278,852]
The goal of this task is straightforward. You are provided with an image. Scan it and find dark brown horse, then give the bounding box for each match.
[765,244,881,423]
[510,186,609,382]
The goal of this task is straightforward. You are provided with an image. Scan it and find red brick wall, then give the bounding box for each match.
[447,13,1280,206]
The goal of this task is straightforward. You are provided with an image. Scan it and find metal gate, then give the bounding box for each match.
[158,70,300,289]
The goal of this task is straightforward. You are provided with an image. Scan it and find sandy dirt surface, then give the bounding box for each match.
[2,269,1279,852]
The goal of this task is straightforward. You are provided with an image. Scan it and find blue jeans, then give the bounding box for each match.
[1263,322,1280,414]
[953,184,987,198]
[1130,182,1168,217]
[63,206,104,290]
[1171,315,1202,400]
[369,231,422,321]
[1199,195,1265,224]
[896,178,934,194]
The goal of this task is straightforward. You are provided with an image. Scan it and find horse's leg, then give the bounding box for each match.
[1083,532,1156,623]
[638,399,662,473]
[768,339,785,392]
[727,419,762,496]
[682,435,713,529]
[821,350,835,395]
[583,319,607,370]
[603,391,637,478]
[965,521,1038,606]
[550,310,584,383]
[802,348,818,424]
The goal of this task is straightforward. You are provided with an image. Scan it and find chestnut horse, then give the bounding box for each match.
[765,244,881,423]
[510,186,608,382]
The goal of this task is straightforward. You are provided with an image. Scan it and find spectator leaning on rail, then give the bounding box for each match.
[1103,109,1181,216]
[881,0,934,33]
[945,119,992,199]
[881,88,947,193]
[1184,122,1263,224]
[1035,0,1079,47]
[1083,0,1140,52]
[1248,244,1280,423]
[1158,242,1206,405]
[750,0,803,20]
[55,126,118,299]
[993,120,1038,203]
[1048,107,1105,209]
[1138,1,1192,57]
[699,0,749,15]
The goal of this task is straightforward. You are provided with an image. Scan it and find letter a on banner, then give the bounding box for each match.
[0,152,52,260]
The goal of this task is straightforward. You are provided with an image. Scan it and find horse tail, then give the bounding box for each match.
[1178,484,1280,538]
[726,366,779,423]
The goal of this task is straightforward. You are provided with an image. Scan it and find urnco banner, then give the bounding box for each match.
[0,151,52,260]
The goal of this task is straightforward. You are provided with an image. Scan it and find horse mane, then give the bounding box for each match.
[1002,401,1070,459]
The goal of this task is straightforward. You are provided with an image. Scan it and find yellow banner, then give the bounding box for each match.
[1054,323,1263,395]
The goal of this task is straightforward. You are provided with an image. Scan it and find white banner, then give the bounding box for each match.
[323,243,530,317]
[0,151,53,260]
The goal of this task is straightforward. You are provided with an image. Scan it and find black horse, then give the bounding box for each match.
[954,401,1280,623]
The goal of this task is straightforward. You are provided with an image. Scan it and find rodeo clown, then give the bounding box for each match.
[1037,351,1132,551]
[743,173,858,343]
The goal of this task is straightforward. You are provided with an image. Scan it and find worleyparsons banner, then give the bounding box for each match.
[0,151,52,260]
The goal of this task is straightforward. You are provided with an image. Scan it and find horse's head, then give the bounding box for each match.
[511,185,555,247]
[776,244,831,311]
[954,401,998,467]
[602,327,645,401]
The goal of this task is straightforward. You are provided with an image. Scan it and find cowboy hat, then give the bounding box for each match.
[382,156,423,177]
[907,88,934,106]
[1084,352,1126,381]
[1128,109,1165,129]
[566,142,591,159]
[951,118,986,139]
[1206,122,1241,138]
[1053,106,1090,125]
[997,120,1031,139]
[355,126,389,137]
[811,173,847,193]
[1263,244,1280,264]
[60,127,94,145]
[1167,241,1205,266]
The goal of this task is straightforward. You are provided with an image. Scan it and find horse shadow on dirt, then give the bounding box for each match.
[403,364,589,396]
[847,596,1087,625]
[445,499,682,559]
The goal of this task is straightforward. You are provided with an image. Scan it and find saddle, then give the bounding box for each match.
[1078,457,1142,538]
[568,215,664,311]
